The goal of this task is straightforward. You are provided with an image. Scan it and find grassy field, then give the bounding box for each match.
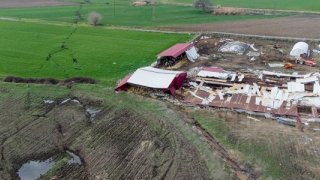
[193,111,320,179]
[0,0,280,27]
[160,0,320,12]
[0,20,191,84]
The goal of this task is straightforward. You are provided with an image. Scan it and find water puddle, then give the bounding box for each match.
[17,151,82,180]
[86,107,101,121]
[18,158,55,180]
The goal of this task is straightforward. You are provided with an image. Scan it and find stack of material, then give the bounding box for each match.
[195,67,243,87]
[185,68,320,121]
[218,41,250,55]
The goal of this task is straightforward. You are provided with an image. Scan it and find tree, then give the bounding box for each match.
[193,0,213,13]
[88,11,102,26]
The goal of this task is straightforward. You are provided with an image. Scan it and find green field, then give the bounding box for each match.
[161,0,320,12]
[0,20,191,84]
[0,0,279,27]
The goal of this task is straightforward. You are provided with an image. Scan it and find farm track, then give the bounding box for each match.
[2,15,320,41]
[0,0,75,8]
[162,15,320,39]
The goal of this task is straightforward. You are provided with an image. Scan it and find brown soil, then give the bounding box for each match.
[176,36,320,73]
[0,0,75,8]
[162,15,320,39]
[0,89,211,179]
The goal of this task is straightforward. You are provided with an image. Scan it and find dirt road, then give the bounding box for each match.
[162,15,320,39]
[0,0,74,8]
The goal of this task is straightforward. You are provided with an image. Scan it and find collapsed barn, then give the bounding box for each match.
[116,35,320,127]
[156,43,199,66]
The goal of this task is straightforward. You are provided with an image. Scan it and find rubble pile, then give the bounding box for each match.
[116,35,320,127]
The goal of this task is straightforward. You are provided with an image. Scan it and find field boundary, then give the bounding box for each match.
[199,31,320,42]
[158,2,320,15]
[217,6,320,15]
[1,16,320,41]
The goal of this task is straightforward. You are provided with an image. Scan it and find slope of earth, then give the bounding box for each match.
[0,20,191,84]
[0,0,75,8]
[162,15,320,39]
[0,0,281,27]
[193,110,320,179]
[0,83,231,179]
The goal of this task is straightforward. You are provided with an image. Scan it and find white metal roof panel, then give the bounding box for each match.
[197,70,229,79]
[127,67,183,89]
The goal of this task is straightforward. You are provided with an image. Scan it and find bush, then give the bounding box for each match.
[193,0,213,13]
[88,11,102,26]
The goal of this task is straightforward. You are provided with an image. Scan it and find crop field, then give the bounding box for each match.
[0,20,191,84]
[0,0,280,27]
[161,0,320,12]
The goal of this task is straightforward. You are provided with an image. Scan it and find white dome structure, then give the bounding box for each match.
[290,42,309,57]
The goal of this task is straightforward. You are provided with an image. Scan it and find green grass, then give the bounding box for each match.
[0,0,280,27]
[161,0,320,12]
[0,20,191,84]
[193,112,288,179]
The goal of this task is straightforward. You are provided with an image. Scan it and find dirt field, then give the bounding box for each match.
[0,85,224,179]
[170,35,320,74]
[0,0,74,8]
[162,15,320,39]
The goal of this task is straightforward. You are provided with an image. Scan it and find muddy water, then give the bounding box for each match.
[17,158,55,180]
[86,107,101,121]
[17,151,82,179]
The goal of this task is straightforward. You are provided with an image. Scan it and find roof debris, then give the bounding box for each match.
[115,36,320,127]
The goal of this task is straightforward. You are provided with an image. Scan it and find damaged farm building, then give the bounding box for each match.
[116,35,320,127]
[156,43,199,66]
[115,66,187,95]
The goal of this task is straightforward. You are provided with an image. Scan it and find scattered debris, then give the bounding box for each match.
[66,151,82,165]
[43,100,55,104]
[268,63,284,68]
[85,107,102,122]
[313,49,320,56]
[60,98,71,105]
[246,51,260,57]
[247,116,261,122]
[218,41,249,55]
[115,38,320,127]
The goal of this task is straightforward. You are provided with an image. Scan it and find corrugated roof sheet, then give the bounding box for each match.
[127,67,184,89]
[158,43,193,58]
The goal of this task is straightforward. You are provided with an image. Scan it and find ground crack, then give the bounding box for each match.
[42,1,89,73]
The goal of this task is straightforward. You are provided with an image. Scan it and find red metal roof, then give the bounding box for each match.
[158,43,193,58]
